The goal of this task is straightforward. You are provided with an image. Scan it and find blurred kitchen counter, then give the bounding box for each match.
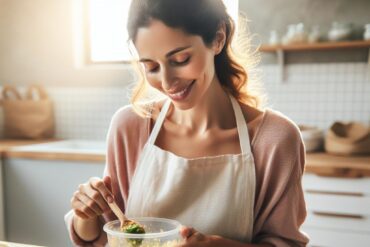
[0,241,45,247]
[0,139,105,162]
[0,139,58,153]
[305,152,370,178]
[1,140,369,176]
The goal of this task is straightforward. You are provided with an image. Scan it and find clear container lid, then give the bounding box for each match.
[103,217,182,239]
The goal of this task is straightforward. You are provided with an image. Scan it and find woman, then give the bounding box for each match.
[65,0,309,246]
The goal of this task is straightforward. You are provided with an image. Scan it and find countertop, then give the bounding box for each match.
[0,140,105,163]
[0,140,369,177]
[305,152,370,178]
[0,140,57,153]
[0,241,44,247]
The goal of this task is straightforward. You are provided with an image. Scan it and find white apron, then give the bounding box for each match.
[126,95,256,243]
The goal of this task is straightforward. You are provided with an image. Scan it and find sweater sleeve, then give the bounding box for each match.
[254,162,309,246]
[252,111,309,246]
[65,105,147,246]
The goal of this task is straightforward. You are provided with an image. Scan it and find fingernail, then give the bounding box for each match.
[107,195,113,203]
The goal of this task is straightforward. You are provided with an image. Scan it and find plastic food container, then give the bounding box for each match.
[103,217,183,247]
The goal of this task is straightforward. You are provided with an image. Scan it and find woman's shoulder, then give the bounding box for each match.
[239,104,301,144]
[266,109,300,134]
[252,108,302,148]
[109,104,151,135]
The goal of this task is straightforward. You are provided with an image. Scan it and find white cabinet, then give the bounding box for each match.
[3,157,105,247]
[302,173,370,247]
[0,158,5,240]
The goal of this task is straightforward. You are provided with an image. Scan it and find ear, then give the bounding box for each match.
[212,22,227,55]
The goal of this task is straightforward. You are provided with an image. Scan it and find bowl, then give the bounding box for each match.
[298,125,324,152]
[103,217,183,247]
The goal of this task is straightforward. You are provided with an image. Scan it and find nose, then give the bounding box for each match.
[160,66,178,91]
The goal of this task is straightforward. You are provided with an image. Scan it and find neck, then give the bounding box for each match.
[170,78,236,135]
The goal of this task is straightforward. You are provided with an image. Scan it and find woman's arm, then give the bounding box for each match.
[251,113,310,246]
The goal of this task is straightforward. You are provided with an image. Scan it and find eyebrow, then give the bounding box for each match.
[139,45,192,62]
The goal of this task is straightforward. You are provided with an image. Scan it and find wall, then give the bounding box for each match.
[0,0,134,87]
[240,0,370,44]
[262,63,370,128]
[0,0,134,139]
[241,0,370,130]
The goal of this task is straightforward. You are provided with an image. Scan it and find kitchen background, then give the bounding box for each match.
[0,0,369,140]
[0,0,370,247]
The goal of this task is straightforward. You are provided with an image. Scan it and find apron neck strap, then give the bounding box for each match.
[229,95,252,154]
[148,95,252,155]
[148,99,171,145]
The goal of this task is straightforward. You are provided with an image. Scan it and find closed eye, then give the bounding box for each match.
[142,55,191,74]
[171,56,191,66]
[141,62,159,73]
[148,66,159,73]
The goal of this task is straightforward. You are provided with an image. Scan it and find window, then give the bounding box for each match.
[88,0,132,62]
[88,0,239,63]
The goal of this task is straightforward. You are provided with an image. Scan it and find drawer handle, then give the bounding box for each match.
[306,189,364,197]
[313,211,364,219]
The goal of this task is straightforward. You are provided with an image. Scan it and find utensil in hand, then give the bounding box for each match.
[107,200,129,228]
[107,200,145,234]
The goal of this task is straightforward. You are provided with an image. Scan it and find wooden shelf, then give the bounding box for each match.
[258,40,370,82]
[305,152,370,178]
[259,40,370,52]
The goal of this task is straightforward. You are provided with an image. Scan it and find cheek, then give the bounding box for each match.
[187,55,212,78]
[145,75,163,90]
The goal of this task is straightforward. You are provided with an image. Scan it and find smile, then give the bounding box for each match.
[167,80,195,101]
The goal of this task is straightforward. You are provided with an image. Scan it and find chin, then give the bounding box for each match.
[171,101,195,111]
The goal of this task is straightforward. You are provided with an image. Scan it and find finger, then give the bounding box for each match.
[180,226,196,239]
[180,227,205,243]
[90,177,114,203]
[75,191,104,215]
[71,196,89,219]
[72,198,96,218]
[188,232,205,242]
[74,209,89,220]
[103,176,112,192]
[80,183,110,213]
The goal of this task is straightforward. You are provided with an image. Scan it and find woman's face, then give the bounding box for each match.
[134,20,219,110]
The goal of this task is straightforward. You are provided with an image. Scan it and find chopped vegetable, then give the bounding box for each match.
[121,220,146,247]
[122,221,146,234]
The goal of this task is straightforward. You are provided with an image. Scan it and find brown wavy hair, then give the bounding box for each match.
[127,0,265,116]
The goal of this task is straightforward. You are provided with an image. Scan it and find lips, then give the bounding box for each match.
[167,80,195,101]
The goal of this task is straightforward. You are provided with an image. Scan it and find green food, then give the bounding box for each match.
[123,222,146,234]
[122,221,146,247]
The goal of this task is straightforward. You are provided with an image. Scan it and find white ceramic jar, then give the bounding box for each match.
[364,24,370,40]
[328,22,352,41]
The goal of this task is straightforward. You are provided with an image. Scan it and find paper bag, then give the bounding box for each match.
[1,84,55,139]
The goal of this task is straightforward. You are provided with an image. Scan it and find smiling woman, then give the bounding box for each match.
[66,1,309,246]
[87,0,239,63]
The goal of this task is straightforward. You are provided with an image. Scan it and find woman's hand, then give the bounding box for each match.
[177,227,271,247]
[177,227,240,247]
[71,176,114,220]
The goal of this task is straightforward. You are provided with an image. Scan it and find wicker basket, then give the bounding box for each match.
[325,121,370,155]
